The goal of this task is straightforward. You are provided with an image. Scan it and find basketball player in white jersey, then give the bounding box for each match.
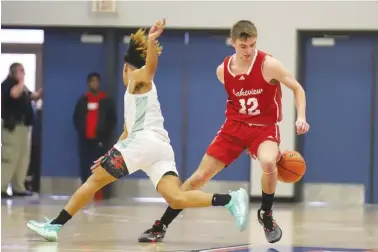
[26,19,250,242]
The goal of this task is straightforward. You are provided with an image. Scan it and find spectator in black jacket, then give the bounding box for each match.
[1,63,42,198]
[73,72,117,183]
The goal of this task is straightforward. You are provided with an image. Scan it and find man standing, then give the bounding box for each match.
[138,20,309,244]
[1,62,42,198]
[73,72,117,183]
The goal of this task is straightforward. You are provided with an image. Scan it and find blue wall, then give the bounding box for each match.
[42,31,105,177]
[186,35,249,181]
[374,42,378,204]
[40,30,378,196]
[302,36,378,203]
[41,31,251,182]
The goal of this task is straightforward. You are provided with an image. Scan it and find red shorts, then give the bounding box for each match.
[206,119,281,166]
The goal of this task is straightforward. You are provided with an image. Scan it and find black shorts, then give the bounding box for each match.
[100,147,129,179]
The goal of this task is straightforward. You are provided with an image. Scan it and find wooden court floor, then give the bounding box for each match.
[1,196,378,252]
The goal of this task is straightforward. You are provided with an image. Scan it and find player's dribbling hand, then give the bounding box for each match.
[148,18,166,40]
[90,156,104,173]
[295,118,310,135]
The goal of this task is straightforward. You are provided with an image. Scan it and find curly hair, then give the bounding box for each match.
[130,28,163,58]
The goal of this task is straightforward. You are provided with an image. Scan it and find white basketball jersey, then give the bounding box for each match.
[124,81,169,142]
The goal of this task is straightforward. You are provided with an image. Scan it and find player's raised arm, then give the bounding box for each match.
[216,63,225,84]
[144,18,166,80]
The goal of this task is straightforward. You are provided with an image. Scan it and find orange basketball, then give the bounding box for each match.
[277,150,306,183]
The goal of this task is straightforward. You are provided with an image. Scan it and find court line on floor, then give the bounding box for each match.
[15,208,366,232]
[1,248,184,252]
[18,209,239,251]
[82,209,368,233]
[2,243,194,252]
[4,207,235,225]
[198,245,376,252]
[58,249,192,252]
[82,209,235,224]
[198,244,250,252]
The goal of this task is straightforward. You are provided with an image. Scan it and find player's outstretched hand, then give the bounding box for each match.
[90,156,104,173]
[148,18,166,40]
[295,118,310,135]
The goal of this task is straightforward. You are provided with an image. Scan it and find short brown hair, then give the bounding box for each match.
[231,20,257,41]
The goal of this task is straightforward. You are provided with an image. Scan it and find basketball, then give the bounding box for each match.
[277,150,306,183]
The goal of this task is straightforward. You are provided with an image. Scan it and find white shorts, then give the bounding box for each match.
[112,131,178,189]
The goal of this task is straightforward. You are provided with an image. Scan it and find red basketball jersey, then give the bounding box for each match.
[223,49,282,125]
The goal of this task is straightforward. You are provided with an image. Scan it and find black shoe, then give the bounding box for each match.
[1,192,13,199]
[12,190,33,197]
[257,209,282,243]
[138,220,166,242]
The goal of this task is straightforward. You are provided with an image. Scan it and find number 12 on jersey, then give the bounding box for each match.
[239,97,260,115]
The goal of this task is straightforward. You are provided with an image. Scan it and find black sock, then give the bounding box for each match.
[50,209,72,225]
[160,207,183,227]
[261,191,275,211]
[211,194,232,206]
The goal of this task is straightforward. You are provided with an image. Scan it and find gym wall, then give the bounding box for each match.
[2,1,377,203]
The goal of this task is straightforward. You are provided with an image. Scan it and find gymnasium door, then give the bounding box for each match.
[302,36,377,203]
[373,41,378,204]
[42,31,105,178]
[1,29,44,193]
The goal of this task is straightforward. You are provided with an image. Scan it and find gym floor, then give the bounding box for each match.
[1,196,378,252]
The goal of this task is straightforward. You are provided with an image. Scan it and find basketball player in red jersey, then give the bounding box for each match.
[139,20,309,244]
